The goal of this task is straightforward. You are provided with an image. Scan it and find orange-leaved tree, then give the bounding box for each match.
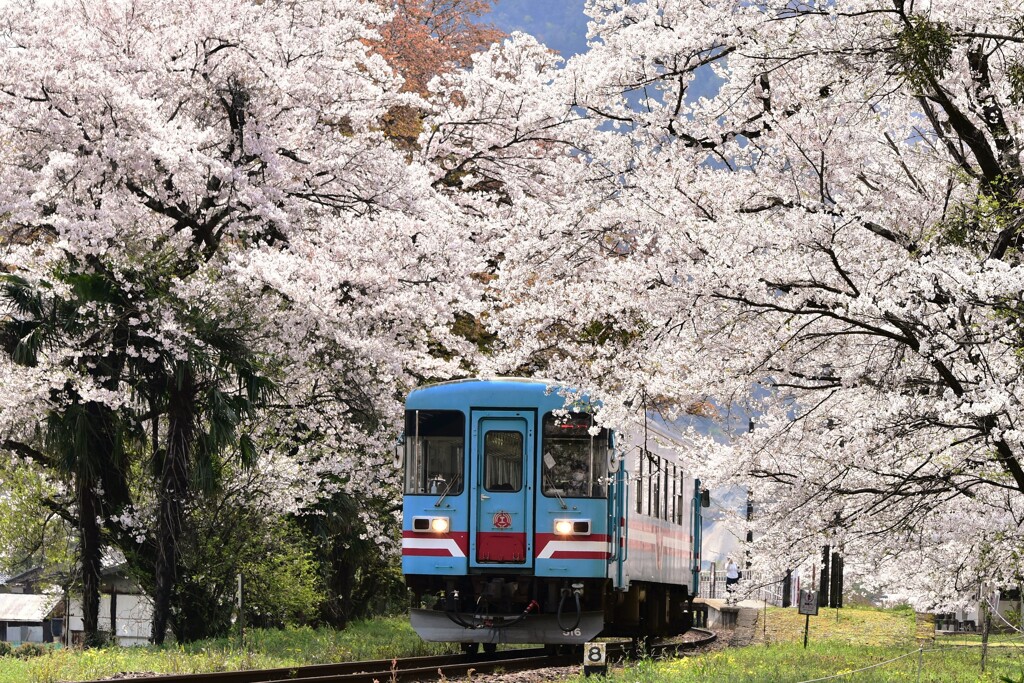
[376,0,504,96]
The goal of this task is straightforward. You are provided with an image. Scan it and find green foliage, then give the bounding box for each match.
[0,458,73,578]
[938,175,1024,258]
[134,489,325,642]
[12,643,47,659]
[296,491,405,629]
[1008,61,1024,105]
[1006,604,1024,631]
[894,15,953,91]
[0,640,11,657]
[239,519,324,629]
[887,601,916,614]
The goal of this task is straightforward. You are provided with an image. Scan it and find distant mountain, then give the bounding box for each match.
[486,0,589,57]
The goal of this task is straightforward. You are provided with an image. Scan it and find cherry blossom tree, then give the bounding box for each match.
[428,3,1024,604]
[0,0,485,642]
[5,0,1022,622]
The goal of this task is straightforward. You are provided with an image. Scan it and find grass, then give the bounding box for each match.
[4,607,1022,683]
[0,617,460,683]
[565,605,1024,683]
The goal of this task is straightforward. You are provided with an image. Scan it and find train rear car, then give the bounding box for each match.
[398,378,704,648]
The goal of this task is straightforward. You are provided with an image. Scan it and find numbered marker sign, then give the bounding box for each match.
[798,589,819,616]
[585,642,607,666]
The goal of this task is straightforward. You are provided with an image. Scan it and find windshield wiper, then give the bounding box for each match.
[435,474,460,508]
[544,471,568,510]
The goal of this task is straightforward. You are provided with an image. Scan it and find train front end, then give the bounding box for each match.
[399,379,623,647]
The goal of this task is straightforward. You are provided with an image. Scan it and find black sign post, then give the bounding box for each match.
[798,589,818,649]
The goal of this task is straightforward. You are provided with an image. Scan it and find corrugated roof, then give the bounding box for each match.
[0,593,61,622]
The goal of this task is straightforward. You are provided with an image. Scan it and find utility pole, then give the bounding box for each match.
[237,573,244,649]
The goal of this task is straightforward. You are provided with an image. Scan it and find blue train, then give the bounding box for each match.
[398,378,707,650]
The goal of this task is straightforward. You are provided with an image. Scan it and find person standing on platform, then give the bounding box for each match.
[725,557,740,605]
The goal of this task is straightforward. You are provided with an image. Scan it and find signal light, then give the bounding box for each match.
[430,517,450,533]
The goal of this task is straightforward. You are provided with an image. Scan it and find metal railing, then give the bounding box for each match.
[699,566,792,606]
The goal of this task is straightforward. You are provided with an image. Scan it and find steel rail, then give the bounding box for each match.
[260,652,578,683]
[76,648,552,683]
[77,628,718,683]
[601,627,718,661]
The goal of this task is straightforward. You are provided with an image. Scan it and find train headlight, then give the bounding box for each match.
[554,519,592,536]
[413,516,450,533]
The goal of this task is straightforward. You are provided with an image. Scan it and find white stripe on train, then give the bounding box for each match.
[402,538,467,558]
[536,540,610,559]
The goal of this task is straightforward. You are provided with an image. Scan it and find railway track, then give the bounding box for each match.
[603,627,718,662]
[81,629,717,683]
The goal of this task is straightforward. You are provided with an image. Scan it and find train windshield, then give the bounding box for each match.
[541,412,609,499]
[404,410,465,496]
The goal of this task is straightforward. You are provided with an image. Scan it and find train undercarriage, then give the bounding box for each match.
[406,573,696,647]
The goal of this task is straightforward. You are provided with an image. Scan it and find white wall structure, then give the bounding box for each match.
[67,582,153,646]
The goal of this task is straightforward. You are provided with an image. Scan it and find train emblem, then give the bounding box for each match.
[492,511,512,529]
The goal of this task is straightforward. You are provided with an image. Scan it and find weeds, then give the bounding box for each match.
[0,617,459,683]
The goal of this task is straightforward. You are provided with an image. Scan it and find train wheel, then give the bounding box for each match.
[461,643,479,655]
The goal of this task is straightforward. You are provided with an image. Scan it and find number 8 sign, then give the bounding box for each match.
[585,643,606,675]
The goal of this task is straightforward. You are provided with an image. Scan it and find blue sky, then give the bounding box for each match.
[486,1,724,103]
[486,0,590,58]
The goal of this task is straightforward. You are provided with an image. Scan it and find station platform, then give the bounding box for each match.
[694,598,762,645]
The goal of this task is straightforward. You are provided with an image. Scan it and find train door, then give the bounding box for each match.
[470,410,535,568]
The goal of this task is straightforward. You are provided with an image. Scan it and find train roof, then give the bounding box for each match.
[406,377,591,411]
[412,377,561,389]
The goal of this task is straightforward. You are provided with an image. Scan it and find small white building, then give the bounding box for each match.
[0,593,63,644]
[67,565,153,646]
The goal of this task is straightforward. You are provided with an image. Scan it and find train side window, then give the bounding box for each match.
[646,456,654,516]
[679,473,685,524]
[484,430,523,492]
[666,464,675,523]
[404,410,465,496]
[635,452,643,514]
[666,465,671,521]
[541,412,609,499]
[652,473,660,519]
[674,470,683,525]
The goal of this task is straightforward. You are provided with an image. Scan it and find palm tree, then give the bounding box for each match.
[0,271,134,646]
[2,261,276,645]
[142,305,275,644]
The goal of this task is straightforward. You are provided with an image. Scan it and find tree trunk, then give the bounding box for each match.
[77,475,103,647]
[151,372,194,645]
[321,539,355,629]
[980,598,991,672]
